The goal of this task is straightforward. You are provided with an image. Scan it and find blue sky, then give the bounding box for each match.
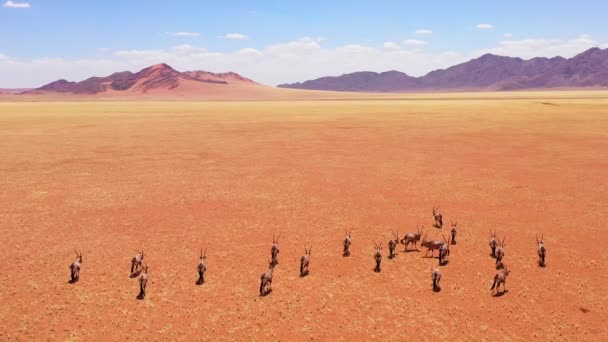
[1,0,607,87]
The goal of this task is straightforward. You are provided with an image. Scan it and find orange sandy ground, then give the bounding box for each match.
[0,96,607,340]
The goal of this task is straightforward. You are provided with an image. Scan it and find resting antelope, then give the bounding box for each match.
[490,267,510,295]
[438,234,451,266]
[495,236,506,266]
[259,259,275,296]
[537,234,547,267]
[432,206,443,228]
[300,245,311,277]
[432,266,441,292]
[421,234,444,258]
[69,250,83,283]
[131,250,144,277]
[197,248,207,285]
[271,234,280,266]
[343,231,352,257]
[400,225,423,252]
[373,242,382,272]
[388,231,399,259]
[138,264,150,299]
[489,230,498,257]
[450,221,457,244]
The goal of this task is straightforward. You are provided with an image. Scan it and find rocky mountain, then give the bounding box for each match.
[278,47,608,92]
[29,64,257,95]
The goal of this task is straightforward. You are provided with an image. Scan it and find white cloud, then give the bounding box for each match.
[402,39,428,46]
[474,34,598,59]
[222,33,248,40]
[98,48,111,53]
[476,23,494,30]
[383,41,400,50]
[236,48,262,56]
[168,32,200,37]
[3,1,30,8]
[503,33,513,38]
[415,29,432,35]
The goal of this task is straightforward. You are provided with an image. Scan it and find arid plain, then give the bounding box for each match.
[1,93,607,340]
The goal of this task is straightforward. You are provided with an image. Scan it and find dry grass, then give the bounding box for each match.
[0,94,607,340]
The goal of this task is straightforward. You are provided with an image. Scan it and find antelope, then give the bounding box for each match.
[259,259,275,296]
[438,234,451,265]
[69,250,83,283]
[131,250,144,276]
[489,230,498,257]
[138,264,150,299]
[450,221,457,244]
[495,236,506,266]
[373,242,382,272]
[388,231,399,258]
[432,266,442,292]
[421,234,444,258]
[400,225,423,252]
[197,248,207,285]
[271,234,280,266]
[536,234,547,267]
[496,259,505,270]
[343,231,352,257]
[490,266,510,295]
[432,206,443,228]
[300,245,311,276]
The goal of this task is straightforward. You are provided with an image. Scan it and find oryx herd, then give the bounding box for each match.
[68,206,547,299]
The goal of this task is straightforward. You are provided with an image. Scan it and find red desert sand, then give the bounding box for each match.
[0,95,607,340]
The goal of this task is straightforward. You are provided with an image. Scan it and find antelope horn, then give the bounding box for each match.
[536,234,539,243]
[276,233,281,243]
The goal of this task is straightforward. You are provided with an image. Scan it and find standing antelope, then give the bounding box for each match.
[373,242,382,272]
[300,245,311,277]
[400,225,423,252]
[432,266,442,292]
[197,248,207,285]
[489,230,498,257]
[271,234,281,266]
[69,250,83,283]
[438,234,451,266]
[138,264,150,299]
[388,231,399,259]
[536,234,547,267]
[450,221,457,244]
[421,234,444,258]
[432,206,443,228]
[259,259,275,296]
[343,231,352,257]
[131,250,144,277]
[490,266,510,295]
[495,236,506,266]
[496,260,506,270]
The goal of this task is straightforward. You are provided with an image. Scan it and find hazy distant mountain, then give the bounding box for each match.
[28,64,258,95]
[278,47,608,92]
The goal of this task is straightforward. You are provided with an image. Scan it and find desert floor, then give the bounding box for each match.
[0,94,607,340]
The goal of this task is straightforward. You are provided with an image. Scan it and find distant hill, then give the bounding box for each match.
[27,64,259,95]
[278,47,608,92]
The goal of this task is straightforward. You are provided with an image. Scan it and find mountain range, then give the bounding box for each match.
[5,47,608,98]
[278,47,608,92]
[25,63,257,95]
